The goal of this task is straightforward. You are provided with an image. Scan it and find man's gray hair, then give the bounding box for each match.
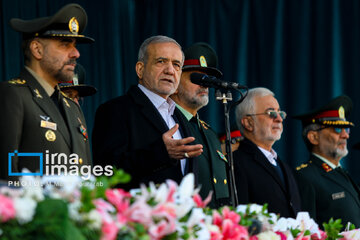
[235,87,275,132]
[302,123,322,151]
[137,35,184,65]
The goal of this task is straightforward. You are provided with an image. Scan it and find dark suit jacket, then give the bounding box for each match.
[0,68,91,180]
[233,138,301,217]
[92,85,191,190]
[186,117,230,208]
[295,155,360,228]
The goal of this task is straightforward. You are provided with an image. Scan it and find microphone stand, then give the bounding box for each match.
[215,88,248,208]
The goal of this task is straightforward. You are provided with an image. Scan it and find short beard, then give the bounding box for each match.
[328,147,348,160]
[178,88,208,110]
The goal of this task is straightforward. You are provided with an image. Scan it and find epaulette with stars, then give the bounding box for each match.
[7,79,26,85]
[296,163,308,171]
[199,119,210,130]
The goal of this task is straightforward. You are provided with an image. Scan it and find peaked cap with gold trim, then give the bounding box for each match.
[9,3,94,43]
[182,42,222,78]
[293,95,354,128]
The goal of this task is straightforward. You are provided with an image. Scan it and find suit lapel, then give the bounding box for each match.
[21,70,71,148]
[244,138,287,192]
[129,86,169,133]
[312,156,360,207]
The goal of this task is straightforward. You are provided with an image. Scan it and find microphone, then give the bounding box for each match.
[190,73,246,90]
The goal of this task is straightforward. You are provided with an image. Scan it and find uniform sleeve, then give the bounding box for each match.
[0,83,24,179]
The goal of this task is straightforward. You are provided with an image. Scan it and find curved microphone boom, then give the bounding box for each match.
[190,72,246,90]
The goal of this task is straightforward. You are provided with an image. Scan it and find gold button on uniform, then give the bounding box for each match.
[224,179,227,184]
[213,178,217,184]
[79,158,83,164]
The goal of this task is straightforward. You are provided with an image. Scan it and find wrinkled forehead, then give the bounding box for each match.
[148,42,183,60]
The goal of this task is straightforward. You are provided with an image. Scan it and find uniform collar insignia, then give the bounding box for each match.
[322,162,333,172]
[34,89,43,98]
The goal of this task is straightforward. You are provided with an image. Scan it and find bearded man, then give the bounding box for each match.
[294,95,360,228]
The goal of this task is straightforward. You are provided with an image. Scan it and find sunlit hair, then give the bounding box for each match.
[137,35,184,65]
[235,87,275,133]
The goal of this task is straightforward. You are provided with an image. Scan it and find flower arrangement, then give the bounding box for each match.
[0,169,359,240]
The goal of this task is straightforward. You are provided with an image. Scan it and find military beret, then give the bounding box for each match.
[9,3,94,43]
[59,64,97,97]
[293,95,354,128]
[183,42,222,79]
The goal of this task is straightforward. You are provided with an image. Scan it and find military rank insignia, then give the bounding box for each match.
[8,79,26,85]
[322,162,332,172]
[34,89,43,98]
[217,150,227,162]
[296,163,308,171]
[199,119,209,130]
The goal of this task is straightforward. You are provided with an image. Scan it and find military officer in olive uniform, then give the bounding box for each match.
[171,42,230,208]
[0,4,93,181]
[294,95,360,228]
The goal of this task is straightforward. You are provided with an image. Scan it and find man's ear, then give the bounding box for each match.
[242,117,254,131]
[307,131,319,145]
[135,61,144,79]
[29,40,43,60]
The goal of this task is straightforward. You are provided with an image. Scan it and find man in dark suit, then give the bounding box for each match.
[92,36,203,190]
[0,4,93,181]
[233,87,301,217]
[294,95,360,228]
[170,42,230,208]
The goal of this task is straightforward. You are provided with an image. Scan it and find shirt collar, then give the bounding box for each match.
[176,104,194,121]
[312,153,341,169]
[25,66,55,96]
[138,84,176,114]
[258,146,278,160]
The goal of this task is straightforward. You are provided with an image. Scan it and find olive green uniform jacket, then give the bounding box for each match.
[177,107,230,208]
[0,68,91,180]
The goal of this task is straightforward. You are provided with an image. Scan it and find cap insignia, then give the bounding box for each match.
[199,56,207,67]
[69,17,79,34]
[73,74,79,85]
[322,162,332,172]
[339,106,345,119]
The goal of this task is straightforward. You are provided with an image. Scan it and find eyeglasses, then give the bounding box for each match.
[316,126,350,134]
[247,110,287,120]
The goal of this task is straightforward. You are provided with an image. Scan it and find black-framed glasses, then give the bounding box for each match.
[247,110,287,120]
[316,126,350,134]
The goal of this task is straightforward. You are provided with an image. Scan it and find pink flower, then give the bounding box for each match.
[221,207,241,224]
[100,220,119,240]
[249,236,258,240]
[193,192,212,208]
[105,189,131,212]
[295,231,311,240]
[149,219,176,240]
[127,198,152,226]
[275,231,287,240]
[0,194,16,222]
[310,230,327,240]
[222,219,248,240]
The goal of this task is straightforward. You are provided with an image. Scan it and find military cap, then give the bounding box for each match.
[9,3,94,43]
[183,42,222,79]
[293,95,354,128]
[59,64,97,97]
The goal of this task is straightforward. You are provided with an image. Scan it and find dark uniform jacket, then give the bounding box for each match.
[184,115,230,208]
[233,138,301,217]
[0,68,91,180]
[92,85,191,190]
[295,154,360,228]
